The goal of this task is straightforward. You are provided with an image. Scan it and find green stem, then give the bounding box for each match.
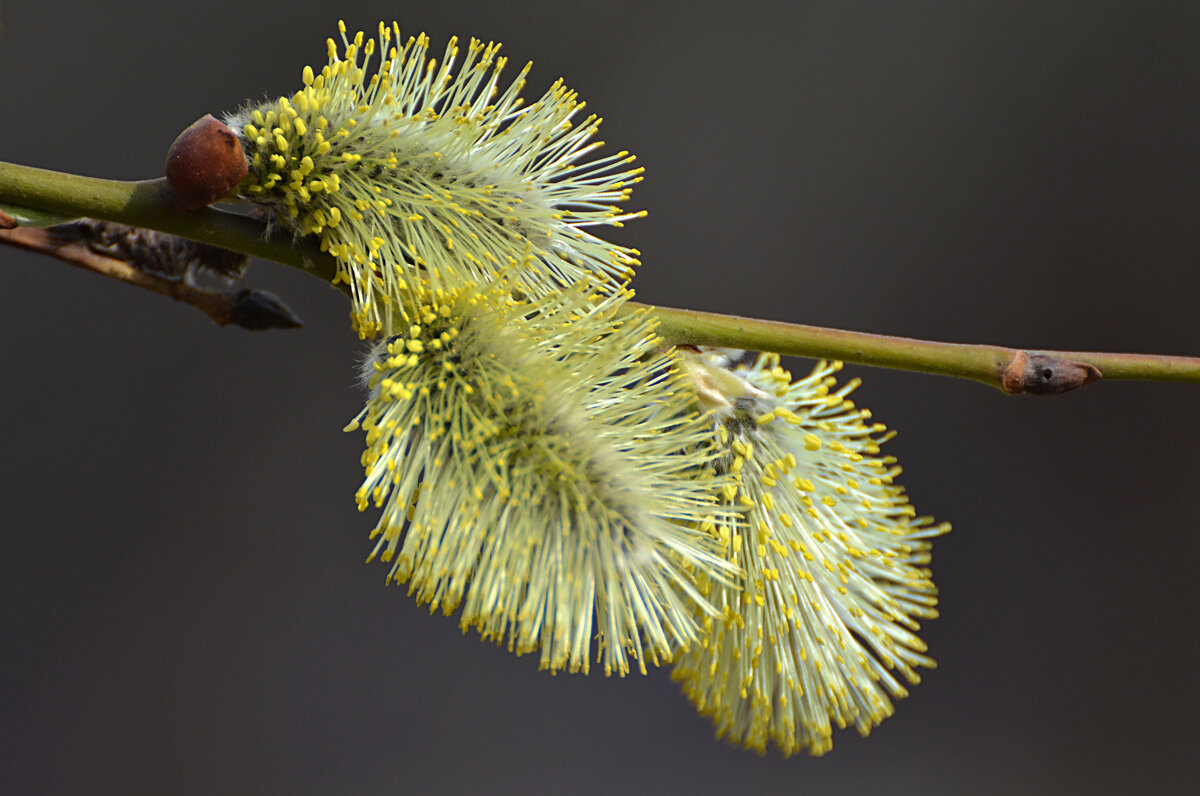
[0,161,334,281]
[641,303,1200,392]
[644,304,1008,385]
[3,159,1198,393]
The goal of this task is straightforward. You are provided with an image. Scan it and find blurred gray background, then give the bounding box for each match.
[3,2,1199,793]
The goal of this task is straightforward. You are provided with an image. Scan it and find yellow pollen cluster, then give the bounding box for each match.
[673,351,949,756]
[230,21,646,337]
[238,23,955,759]
[346,285,736,677]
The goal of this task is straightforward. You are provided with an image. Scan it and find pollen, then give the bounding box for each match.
[348,285,737,677]
[227,21,647,335]
[672,349,949,757]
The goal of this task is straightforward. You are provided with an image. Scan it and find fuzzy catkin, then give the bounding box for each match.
[228,22,645,336]
[348,285,737,676]
[673,349,949,756]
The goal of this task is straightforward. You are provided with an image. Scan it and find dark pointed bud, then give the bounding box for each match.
[165,114,248,210]
[229,289,304,330]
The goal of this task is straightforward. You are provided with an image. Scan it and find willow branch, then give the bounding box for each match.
[3,159,1199,393]
[642,304,1195,395]
[0,161,334,280]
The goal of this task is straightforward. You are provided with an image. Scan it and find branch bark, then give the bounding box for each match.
[2,159,1198,391]
[643,303,1200,393]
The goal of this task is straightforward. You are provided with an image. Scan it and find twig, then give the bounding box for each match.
[0,223,301,330]
[0,161,332,279]
[641,304,1182,395]
[2,159,1198,391]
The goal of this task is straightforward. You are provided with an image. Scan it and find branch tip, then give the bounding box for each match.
[230,288,304,330]
[0,221,302,332]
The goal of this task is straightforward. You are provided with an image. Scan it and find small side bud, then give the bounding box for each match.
[0,209,16,229]
[165,114,248,210]
[1001,351,1102,395]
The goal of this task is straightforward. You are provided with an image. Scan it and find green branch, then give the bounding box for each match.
[0,161,333,280]
[3,159,1198,394]
[643,303,1199,393]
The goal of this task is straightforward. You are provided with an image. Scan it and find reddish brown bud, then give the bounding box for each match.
[0,209,16,229]
[165,114,248,210]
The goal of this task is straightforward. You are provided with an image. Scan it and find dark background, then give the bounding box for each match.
[3,2,1199,793]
